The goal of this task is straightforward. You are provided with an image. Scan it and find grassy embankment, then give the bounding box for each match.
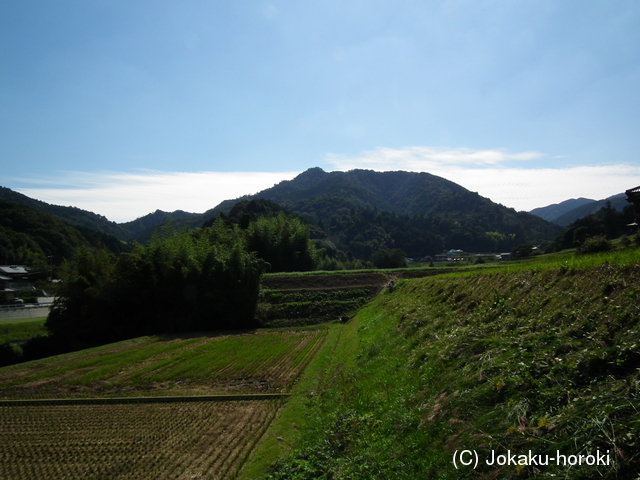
[0,317,47,346]
[245,248,640,479]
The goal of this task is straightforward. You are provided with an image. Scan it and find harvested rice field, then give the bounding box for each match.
[0,327,330,479]
[0,399,279,480]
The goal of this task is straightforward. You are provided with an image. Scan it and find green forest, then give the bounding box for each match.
[1,210,322,364]
[0,200,128,269]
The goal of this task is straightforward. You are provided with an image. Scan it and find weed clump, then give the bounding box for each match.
[577,236,613,255]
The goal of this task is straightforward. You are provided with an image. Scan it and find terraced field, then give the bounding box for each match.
[0,327,329,479]
[0,329,327,399]
[257,270,453,327]
[257,272,387,326]
[0,400,278,480]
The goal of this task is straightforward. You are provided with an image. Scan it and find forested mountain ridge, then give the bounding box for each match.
[552,193,628,226]
[0,200,128,267]
[120,209,203,243]
[0,186,206,245]
[0,186,132,241]
[212,167,471,218]
[2,168,563,258]
[208,168,562,256]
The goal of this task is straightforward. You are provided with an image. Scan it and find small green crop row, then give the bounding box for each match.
[261,288,373,304]
[257,299,367,326]
[0,329,328,400]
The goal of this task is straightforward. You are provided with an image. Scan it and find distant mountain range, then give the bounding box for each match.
[529,198,595,223]
[3,167,629,263]
[120,209,204,244]
[529,194,629,226]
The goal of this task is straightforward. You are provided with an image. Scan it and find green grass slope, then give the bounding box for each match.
[259,253,640,479]
[0,317,48,345]
[0,329,327,400]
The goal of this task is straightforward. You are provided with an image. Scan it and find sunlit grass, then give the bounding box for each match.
[0,328,328,399]
[264,248,640,479]
[442,246,640,278]
[0,317,48,346]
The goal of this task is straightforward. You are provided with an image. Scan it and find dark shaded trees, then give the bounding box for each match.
[371,248,407,269]
[0,199,128,267]
[554,204,635,251]
[205,201,319,273]
[46,221,265,348]
[244,213,318,272]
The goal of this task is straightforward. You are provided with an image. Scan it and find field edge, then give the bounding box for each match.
[237,322,346,479]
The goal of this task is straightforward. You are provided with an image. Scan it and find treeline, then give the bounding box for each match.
[6,212,320,362]
[309,202,556,262]
[553,202,636,250]
[46,220,264,348]
[0,199,128,269]
[206,200,319,273]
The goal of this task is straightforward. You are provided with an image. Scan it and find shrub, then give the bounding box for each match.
[371,248,406,269]
[0,342,20,367]
[576,236,612,255]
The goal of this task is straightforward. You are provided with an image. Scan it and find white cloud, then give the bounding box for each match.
[324,147,640,211]
[438,164,640,211]
[16,170,300,223]
[11,149,640,224]
[326,146,544,170]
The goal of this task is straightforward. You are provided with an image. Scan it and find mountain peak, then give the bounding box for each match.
[295,167,328,182]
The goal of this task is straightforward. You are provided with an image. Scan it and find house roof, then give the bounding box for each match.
[0,265,29,275]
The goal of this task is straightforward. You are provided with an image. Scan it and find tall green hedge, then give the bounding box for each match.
[47,221,265,347]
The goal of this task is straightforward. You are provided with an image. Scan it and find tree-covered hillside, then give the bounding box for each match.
[215,168,562,258]
[529,197,595,223]
[120,209,203,243]
[553,202,636,251]
[0,186,132,240]
[3,168,564,260]
[552,194,628,227]
[0,200,127,267]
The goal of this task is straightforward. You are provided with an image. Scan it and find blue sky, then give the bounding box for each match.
[1,1,639,222]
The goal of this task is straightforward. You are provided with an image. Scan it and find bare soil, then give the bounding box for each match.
[262,272,390,291]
